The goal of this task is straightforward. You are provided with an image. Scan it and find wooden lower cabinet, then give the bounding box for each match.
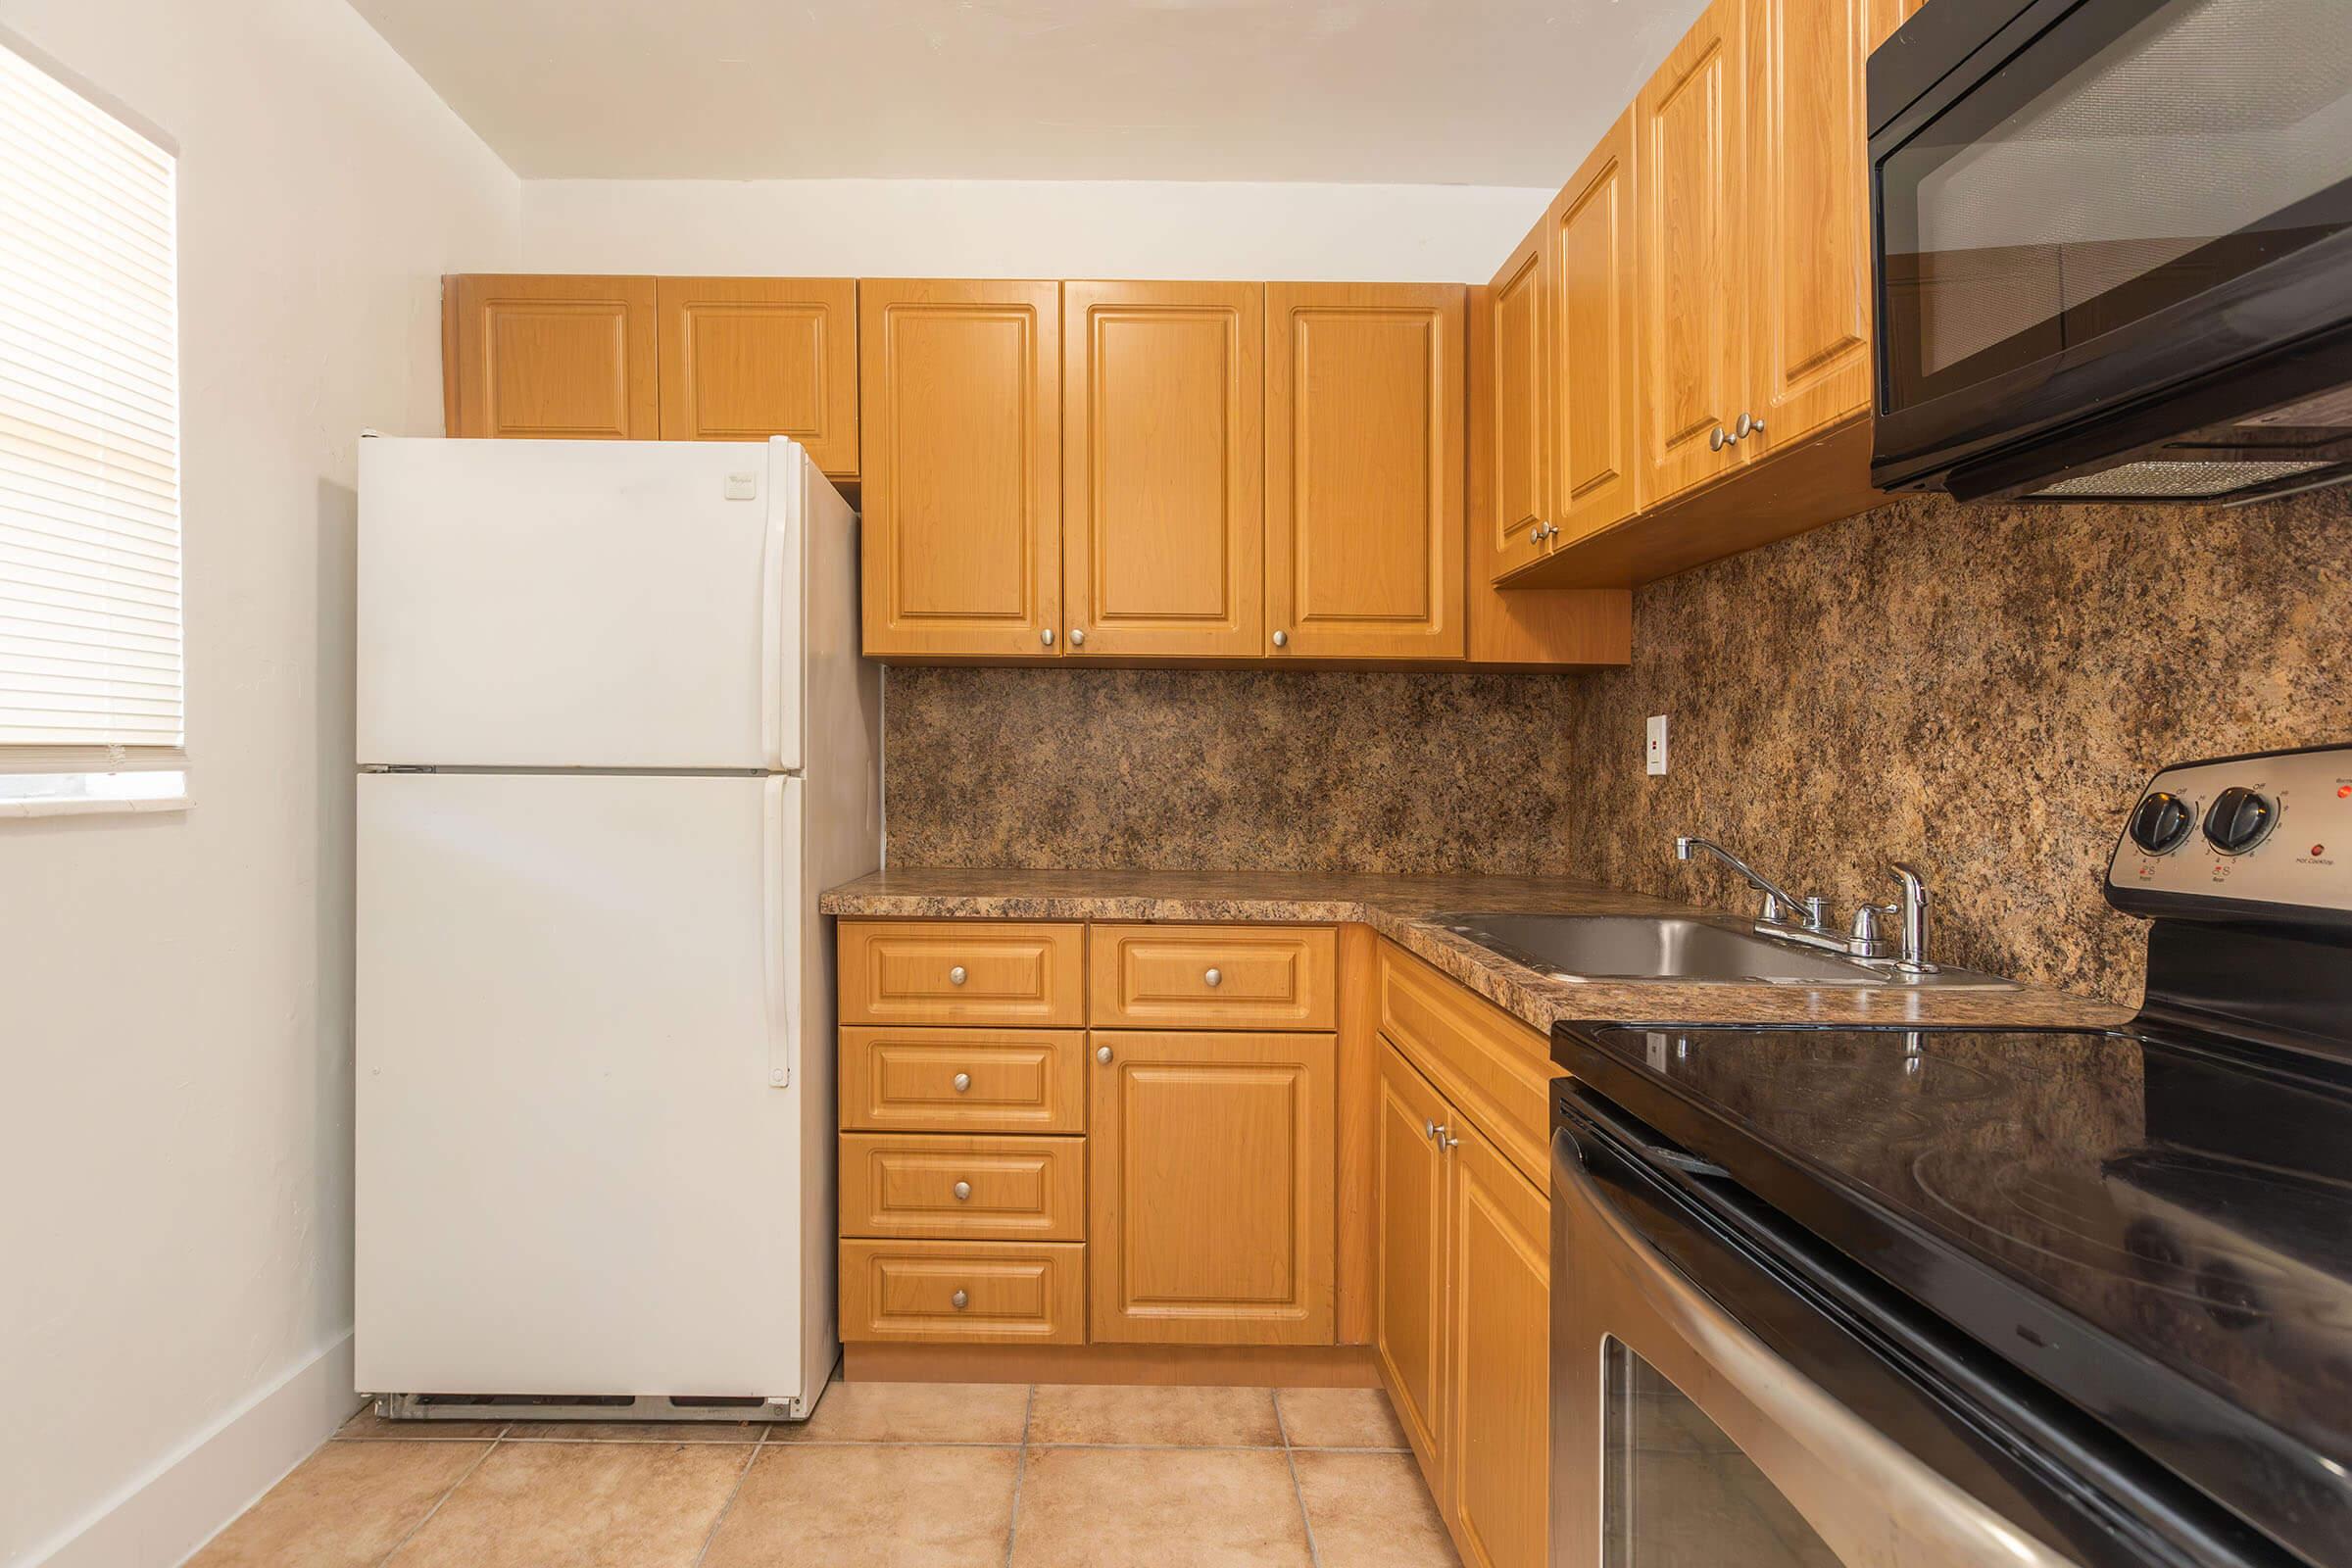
[1375,1042,1451,1469]
[840,1239,1087,1345]
[1089,1029,1338,1345]
[1377,1038,1551,1568]
[1446,1117,1551,1568]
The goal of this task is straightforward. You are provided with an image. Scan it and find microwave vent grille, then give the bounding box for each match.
[2023,459,2334,501]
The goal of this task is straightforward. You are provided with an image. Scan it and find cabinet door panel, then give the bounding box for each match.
[1064,281,1263,658]
[1266,284,1466,661]
[656,277,858,475]
[1552,111,1642,545]
[1745,0,1876,453]
[1636,6,1747,505]
[858,279,1061,659]
[1375,1042,1452,1490]
[450,274,657,440]
[1447,1120,1550,1568]
[1486,227,1550,580]
[1090,1030,1337,1345]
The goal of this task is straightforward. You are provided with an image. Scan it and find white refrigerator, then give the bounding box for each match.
[353,435,878,1421]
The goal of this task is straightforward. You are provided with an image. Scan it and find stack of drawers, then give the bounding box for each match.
[837,922,1090,1344]
[835,918,1339,1348]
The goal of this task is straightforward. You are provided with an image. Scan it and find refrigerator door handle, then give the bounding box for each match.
[758,479,789,774]
[761,775,792,1089]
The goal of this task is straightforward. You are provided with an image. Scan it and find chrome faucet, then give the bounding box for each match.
[1674,837,1936,972]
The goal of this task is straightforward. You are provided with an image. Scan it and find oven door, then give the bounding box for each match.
[1549,1087,2269,1568]
[1868,0,2352,497]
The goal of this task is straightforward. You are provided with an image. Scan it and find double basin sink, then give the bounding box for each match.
[1431,911,2015,989]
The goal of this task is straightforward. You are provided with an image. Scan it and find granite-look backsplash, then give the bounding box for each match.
[883,487,2350,1005]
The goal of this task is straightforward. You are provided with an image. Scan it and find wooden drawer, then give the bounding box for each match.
[1089,924,1336,1030]
[1373,939,1552,1186]
[839,1239,1086,1345]
[838,921,1084,1028]
[840,1133,1085,1242]
[838,1026,1086,1134]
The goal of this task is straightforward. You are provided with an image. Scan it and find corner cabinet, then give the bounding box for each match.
[1062,281,1265,659]
[857,279,1064,660]
[1264,283,1467,662]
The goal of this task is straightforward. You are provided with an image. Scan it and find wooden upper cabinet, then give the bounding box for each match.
[1446,1118,1550,1568]
[655,277,859,475]
[858,280,1062,659]
[1551,110,1642,547]
[1742,0,1877,455]
[1089,1030,1337,1346]
[447,274,657,440]
[1265,284,1466,662]
[1063,282,1264,658]
[1485,226,1550,582]
[1635,2,1748,507]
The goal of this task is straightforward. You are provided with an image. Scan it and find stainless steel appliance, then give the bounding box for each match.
[1867,0,2352,503]
[1550,742,2352,1567]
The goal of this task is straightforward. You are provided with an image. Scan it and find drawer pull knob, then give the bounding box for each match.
[953,1180,972,1201]
[949,965,967,986]
[951,1289,969,1310]
[952,1071,972,1093]
[1203,966,1222,988]
[1096,1045,1113,1064]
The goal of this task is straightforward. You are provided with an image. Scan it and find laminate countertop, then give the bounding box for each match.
[819,869,2136,1035]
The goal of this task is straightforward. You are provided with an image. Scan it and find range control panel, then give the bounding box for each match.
[2106,745,2352,917]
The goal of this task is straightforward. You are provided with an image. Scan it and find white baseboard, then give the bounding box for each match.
[27,1333,363,1568]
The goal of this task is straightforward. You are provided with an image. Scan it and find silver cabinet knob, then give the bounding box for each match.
[1096,1045,1112,1064]
[953,1180,972,1202]
[1435,1123,1459,1150]
[1203,967,1222,988]
[952,1071,972,1094]
[949,965,967,986]
[1735,412,1757,439]
[1529,523,1544,544]
[950,1289,969,1310]
[1271,630,1289,648]
[1709,425,1729,452]
[1424,1118,1438,1141]
[1040,627,1054,647]
[1069,627,1086,647]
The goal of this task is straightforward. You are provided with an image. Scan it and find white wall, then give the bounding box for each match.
[521,177,1553,281]
[0,3,518,1564]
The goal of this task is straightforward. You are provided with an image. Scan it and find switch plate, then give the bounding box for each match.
[1646,714,1668,776]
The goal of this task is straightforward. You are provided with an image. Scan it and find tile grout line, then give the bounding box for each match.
[1274,1393,1327,1568]
[366,1423,506,1568]
[687,1419,769,1568]
[1002,1383,1037,1568]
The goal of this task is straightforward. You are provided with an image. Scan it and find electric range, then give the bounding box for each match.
[1548,743,2352,1568]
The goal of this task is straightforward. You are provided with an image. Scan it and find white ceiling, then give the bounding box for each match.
[350,0,1706,185]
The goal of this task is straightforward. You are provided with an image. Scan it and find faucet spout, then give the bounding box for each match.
[1674,837,1818,929]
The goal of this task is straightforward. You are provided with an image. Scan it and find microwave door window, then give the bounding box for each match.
[1602,1339,1845,1568]
[1881,0,2352,413]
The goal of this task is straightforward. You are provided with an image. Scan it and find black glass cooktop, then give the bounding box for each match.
[1557,1019,2352,1566]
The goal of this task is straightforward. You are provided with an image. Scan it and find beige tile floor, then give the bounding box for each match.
[190,1381,1460,1567]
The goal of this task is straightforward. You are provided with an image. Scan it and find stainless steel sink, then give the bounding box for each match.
[1430,911,2017,988]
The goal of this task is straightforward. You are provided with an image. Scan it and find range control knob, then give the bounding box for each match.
[2203,787,2277,856]
[2128,791,2195,855]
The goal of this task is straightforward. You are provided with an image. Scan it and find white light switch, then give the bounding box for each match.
[1645,714,1669,775]
[723,472,758,501]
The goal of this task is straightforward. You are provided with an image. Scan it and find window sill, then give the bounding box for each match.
[0,770,190,818]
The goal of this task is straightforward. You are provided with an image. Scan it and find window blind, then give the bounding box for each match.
[0,38,180,760]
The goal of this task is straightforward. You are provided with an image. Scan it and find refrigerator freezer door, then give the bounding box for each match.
[357,437,804,771]
[356,769,808,1399]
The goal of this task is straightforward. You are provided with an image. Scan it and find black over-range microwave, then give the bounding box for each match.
[1868,0,2352,504]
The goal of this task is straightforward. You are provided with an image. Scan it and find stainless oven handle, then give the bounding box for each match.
[1553,1116,2082,1568]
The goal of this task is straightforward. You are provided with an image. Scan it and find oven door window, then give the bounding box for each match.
[1877,0,2352,415]
[1603,1338,1844,1567]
